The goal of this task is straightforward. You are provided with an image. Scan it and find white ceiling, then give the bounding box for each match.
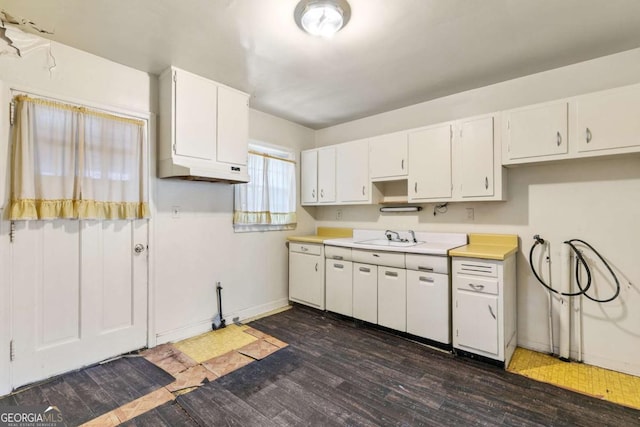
[2,0,640,129]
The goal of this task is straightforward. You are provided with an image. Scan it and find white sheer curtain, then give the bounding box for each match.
[234,145,296,232]
[9,95,149,220]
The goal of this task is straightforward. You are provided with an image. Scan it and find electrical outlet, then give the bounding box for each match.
[172,206,180,218]
[466,208,474,220]
[336,209,343,220]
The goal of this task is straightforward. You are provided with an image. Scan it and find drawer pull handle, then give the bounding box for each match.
[359,267,371,273]
[301,246,308,252]
[373,254,380,257]
[315,263,318,272]
[484,176,489,190]
[468,283,485,291]
[419,276,434,283]
[418,266,434,272]
[556,131,562,146]
[385,271,398,278]
[312,189,315,198]
[334,263,344,269]
[488,305,497,320]
[401,159,405,170]
[362,185,366,195]
[586,127,592,143]
[333,255,343,260]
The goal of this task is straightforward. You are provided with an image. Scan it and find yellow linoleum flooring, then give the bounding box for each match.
[508,347,640,410]
[173,323,258,363]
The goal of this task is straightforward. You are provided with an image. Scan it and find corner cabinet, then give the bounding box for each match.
[452,256,516,366]
[158,66,249,182]
[455,113,506,201]
[289,242,325,310]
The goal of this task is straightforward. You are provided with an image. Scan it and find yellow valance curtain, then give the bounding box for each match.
[10,95,149,220]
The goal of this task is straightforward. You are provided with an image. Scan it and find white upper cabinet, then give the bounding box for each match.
[301,149,318,204]
[502,101,568,164]
[217,85,249,167]
[173,69,217,160]
[457,114,504,199]
[158,66,249,182]
[318,147,336,203]
[408,123,453,202]
[337,139,370,203]
[369,131,408,180]
[575,84,640,154]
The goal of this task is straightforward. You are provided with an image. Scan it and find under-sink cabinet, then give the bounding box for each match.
[353,263,378,324]
[452,256,516,365]
[289,242,325,310]
[406,254,451,344]
[325,246,353,317]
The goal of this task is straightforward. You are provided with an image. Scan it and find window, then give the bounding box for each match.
[233,142,297,232]
[9,95,149,220]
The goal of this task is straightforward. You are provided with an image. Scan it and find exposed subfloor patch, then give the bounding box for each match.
[508,347,640,410]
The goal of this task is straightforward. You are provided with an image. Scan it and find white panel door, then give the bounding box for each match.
[325,260,353,316]
[217,85,249,166]
[369,132,408,179]
[174,68,217,160]
[300,150,318,204]
[336,139,369,203]
[408,123,453,201]
[353,263,377,324]
[289,251,324,309]
[459,116,495,197]
[575,84,640,152]
[454,290,499,356]
[11,220,148,388]
[377,267,406,332]
[317,147,336,203]
[406,271,450,343]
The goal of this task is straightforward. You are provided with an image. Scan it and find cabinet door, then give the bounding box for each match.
[576,84,640,153]
[504,101,568,161]
[377,267,406,332]
[337,139,369,203]
[408,123,452,201]
[459,116,494,197]
[217,85,249,166]
[325,260,353,316]
[301,150,318,204]
[174,68,217,160]
[406,271,450,343]
[369,132,408,180]
[353,263,377,323]
[289,251,324,309]
[318,147,336,203]
[455,290,498,355]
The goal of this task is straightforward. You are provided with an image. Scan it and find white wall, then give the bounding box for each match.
[0,38,315,393]
[313,48,640,376]
[153,109,315,343]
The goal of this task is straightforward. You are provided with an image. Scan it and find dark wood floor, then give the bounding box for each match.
[2,305,639,426]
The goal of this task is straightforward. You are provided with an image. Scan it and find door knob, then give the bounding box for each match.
[134,244,146,254]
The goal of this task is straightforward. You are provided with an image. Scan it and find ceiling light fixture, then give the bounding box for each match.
[294,0,351,38]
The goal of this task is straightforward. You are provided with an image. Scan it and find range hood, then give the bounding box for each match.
[158,157,249,184]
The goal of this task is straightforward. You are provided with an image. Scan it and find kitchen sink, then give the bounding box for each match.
[354,239,425,247]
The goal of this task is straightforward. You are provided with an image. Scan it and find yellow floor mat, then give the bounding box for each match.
[508,347,640,410]
[172,323,257,363]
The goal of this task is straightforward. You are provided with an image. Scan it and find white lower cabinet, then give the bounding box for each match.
[452,256,516,365]
[377,267,406,331]
[289,243,325,310]
[325,246,353,316]
[353,263,378,323]
[406,270,450,344]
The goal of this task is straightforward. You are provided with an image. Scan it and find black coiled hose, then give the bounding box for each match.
[529,237,621,303]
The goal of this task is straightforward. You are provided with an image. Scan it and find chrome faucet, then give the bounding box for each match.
[385,230,401,242]
[408,230,417,243]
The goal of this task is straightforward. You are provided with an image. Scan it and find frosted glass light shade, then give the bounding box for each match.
[294,0,351,38]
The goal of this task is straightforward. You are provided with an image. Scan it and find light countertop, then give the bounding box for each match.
[287,227,353,244]
[448,233,518,260]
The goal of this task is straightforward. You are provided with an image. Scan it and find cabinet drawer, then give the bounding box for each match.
[325,245,352,261]
[453,259,497,277]
[405,254,448,274]
[456,275,499,295]
[290,242,322,256]
[352,249,405,268]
